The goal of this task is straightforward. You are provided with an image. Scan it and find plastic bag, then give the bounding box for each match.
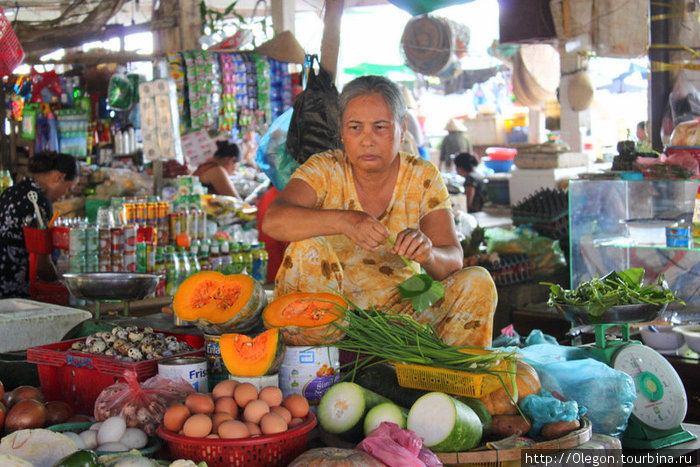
[520,344,637,437]
[669,71,700,127]
[93,370,196,435]
[107,74,133,111]
[357,422,443,467]
[520,390,586,438]
[286,55,341,164]
[256,107,299,190]
[485,225,567,279]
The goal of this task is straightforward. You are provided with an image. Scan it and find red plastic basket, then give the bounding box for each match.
[0,6,24,76]
[52,227,70,250]
[23,226,54,254]
[27,332,205,415]
[157,413,317,467]
[30,282,70,306]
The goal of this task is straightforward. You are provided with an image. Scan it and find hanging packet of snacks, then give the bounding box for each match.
[219,53,238,132]
[255,55,272,124]
[166,52,190,132]
[183,51,202,129]
[195,50,221,129]
[232,53,249,115]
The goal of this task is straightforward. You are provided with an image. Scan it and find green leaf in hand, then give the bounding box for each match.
[389,237,445,314]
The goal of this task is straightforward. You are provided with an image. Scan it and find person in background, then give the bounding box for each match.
[193,140,242,198]
[439,118,472,172]
[636,121,648,142]
[400,85,429,160]
[263,75,497,347]
[453,152,486,213]
[0,151,79,298]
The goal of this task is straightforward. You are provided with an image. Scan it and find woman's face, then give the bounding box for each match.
[341,93,404,173]
[45,171,77,202]
[220,157,239,175]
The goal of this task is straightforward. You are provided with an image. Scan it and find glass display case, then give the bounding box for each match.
[569,178,699,316]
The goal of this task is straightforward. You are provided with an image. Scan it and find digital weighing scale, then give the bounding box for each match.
[557,303,696,450]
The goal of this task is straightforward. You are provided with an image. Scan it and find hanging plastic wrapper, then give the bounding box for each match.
[139,78,184,164]
[108,74,134,111]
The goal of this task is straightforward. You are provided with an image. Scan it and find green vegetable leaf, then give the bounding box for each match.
[410,279,445,313]
[389,237,445,314]
[616,267,644,288]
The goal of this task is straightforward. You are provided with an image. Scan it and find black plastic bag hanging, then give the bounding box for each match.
[286,55,341,164]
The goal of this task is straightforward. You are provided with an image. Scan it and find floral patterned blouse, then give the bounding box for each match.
[275,149,451,308]
[0,178,52,298]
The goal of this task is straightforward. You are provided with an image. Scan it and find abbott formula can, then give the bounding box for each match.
[230,374,280,392]
[279,346,340,411]
[158,356,208,393]
[204,333,229,389]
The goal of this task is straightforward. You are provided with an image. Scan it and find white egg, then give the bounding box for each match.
[97,416,127,445]
[79,429,98,450]
[63,431,86,449]
[97,441,129,452]
[90,422,103,431]
[119,427,148,449]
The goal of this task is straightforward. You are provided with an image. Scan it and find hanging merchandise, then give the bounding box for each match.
[400,15,470,77]
[107,73,134,110]
[139,78,184,163]
[166,52,191,133]
[30,68,62,103]
[20,104,38,140]
[286,55,341,164]
[0,5,24,76]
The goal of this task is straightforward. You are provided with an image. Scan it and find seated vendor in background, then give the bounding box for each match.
[193,140,242,199]
[0,151,79,298]
[453,152,486,213]
[262,75,497,347]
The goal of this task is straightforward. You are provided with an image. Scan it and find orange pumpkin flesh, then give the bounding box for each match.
[173,272,265,331]
[220,328,285,377]
[479,360,541,415]
[262,292,347,345]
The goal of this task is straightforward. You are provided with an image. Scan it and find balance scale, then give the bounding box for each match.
[560,304,696,450]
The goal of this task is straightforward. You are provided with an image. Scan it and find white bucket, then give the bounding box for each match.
[230,373,279,392]
[278,346,340,410]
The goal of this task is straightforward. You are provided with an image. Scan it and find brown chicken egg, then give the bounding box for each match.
[289,417,304,428]
[182,414,212,438]
[270,405,292,425]
[233,383,258,408]
[214,396,238,418]
[244,421,262,436]
[185,393,215,414]
[258,386,283,407]
[282,394,309,418]
[243,399,270,424]
[211,412,234,432]
[218,420,250,439]
[212,380,238,400]
[260,412,288,435]
[163,404,191,432]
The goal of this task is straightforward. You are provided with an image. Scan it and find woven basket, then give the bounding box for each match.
[437,418,592,467]
[400,15,469,77]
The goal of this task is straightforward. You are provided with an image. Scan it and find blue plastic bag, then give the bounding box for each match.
[521,344,637,438]
[520,390,586,438]
[255,108,299,190]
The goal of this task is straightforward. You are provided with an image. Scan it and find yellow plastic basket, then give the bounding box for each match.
[392,353,513,398]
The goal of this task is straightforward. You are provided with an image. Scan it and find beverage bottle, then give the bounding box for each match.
[209,240,221,272]
[220,239,232,274]
[155,246,166,297]
[165,246,180,296]
[258,241,269,283]
[239,242,253,275]
[199,237,211,271]
[230,241,244,274]
[189,250,201,274]
[250,242,263,282]
[177,246,191,281]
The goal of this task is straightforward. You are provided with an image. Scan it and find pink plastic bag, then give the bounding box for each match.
[93,370,195,435]
[358,422,443,467]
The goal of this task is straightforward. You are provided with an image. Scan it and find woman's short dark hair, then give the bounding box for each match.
[28,151,79,181]
[214,140,241,162]
[339,75,406,125]
[453,152,479,172]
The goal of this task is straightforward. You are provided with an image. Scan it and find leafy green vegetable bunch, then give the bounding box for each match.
[543,267,683,318]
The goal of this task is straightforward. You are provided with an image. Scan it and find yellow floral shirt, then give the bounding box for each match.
[289,149,452,307]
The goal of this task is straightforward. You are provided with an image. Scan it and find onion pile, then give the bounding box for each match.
[0,382,76,434]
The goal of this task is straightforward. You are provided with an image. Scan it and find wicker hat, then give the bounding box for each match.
[567,70,594,111]
[445,118,467,132]
[253,31,305,64]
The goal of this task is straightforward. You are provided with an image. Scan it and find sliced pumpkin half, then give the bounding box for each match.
[262,292,347,345]
[220,328,285,377]
[173,271,257,323]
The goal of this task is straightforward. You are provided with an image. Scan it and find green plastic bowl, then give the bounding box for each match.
[47,421,161,456]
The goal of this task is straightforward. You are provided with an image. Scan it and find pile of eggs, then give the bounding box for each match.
[60,415,149,452]
[162,380,310,439]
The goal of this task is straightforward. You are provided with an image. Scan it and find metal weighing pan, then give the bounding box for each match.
[554,303,666,326]
[63,273,160,320]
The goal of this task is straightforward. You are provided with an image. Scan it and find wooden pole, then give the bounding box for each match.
[320,0,344,80]
[649,0,669,152]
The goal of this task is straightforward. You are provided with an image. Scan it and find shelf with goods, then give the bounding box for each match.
[569,178,700,318]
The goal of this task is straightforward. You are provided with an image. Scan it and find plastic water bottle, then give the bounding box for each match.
[177,246,191,281]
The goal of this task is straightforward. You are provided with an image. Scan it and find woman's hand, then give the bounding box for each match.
[392,228,433,264]
[342,210,390,251]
